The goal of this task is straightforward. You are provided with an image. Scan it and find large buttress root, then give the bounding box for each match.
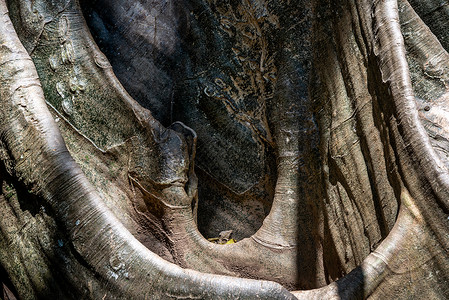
[0,1,296,299]
[0,0,448,299]
[293,0,449,298]
[5,0,324,290]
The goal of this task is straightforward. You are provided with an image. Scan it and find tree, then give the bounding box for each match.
[0,0,448,298]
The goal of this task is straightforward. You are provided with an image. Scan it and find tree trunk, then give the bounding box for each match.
[0,0,447,299]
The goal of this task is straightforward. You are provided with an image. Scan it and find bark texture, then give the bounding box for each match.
[0,0,448,299]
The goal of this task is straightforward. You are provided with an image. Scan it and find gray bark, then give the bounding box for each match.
[0,0,448,299]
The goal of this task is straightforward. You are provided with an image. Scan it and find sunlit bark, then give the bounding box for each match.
[0,0,448,299]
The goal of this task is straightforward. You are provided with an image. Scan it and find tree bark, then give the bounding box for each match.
[0,0,448,299]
